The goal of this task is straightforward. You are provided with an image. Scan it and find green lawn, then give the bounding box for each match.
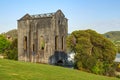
[0,59,119,80]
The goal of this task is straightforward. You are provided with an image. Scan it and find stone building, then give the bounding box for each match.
[18,10,68,64]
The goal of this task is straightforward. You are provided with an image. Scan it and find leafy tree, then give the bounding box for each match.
[0,35,11,54]
[114,41,120,53]
[67,29,117,76]
[5,38,18,60]
[0,34,18,60]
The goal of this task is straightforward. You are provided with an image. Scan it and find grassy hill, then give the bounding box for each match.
[104,31,120,41]
[1,29,17,39]
[104,31,120,53]
[0,59,119,80]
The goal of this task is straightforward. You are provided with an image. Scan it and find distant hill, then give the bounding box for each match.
[2,29,17,39]
[104,31,120,41]
[1,30,120,41]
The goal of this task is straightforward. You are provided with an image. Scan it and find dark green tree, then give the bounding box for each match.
[5,38,18,60]
[67,29,117,76]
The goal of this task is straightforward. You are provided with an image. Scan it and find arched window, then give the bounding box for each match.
[33,44,35,51]
[62,36,64,50]
[58,20,60,24]
[40,36,45,50]
[55,36,58,50]
[23,36,27,50]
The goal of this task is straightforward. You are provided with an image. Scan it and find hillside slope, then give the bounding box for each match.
[0,59,119,80]
[1,29,17,39]
[104,31,120,41]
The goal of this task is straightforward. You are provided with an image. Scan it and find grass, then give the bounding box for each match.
[0,59,119,80]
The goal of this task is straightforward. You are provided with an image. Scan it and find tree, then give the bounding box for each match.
[114,41,120,53]
[5,38,18,60]
[0,35,11,54]
[67,29,117,76]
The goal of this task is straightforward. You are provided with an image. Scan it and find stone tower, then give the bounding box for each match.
[18,10,68,64]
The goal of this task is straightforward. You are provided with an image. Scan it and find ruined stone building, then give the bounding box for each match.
[18,10,68,64]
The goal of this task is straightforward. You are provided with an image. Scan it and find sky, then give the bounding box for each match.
[0,0,120,34]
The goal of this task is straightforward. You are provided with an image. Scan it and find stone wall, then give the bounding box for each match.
[18,10,68,64]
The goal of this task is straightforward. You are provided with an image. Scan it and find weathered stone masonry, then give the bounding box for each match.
[18,10,68,64]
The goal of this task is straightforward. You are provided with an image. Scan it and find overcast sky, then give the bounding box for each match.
[0,0,120,34]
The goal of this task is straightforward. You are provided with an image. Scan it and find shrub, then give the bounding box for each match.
[4,38,18,60]
[67,29,117,76]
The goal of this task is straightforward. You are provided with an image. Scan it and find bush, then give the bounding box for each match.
[92,61,104,75]
[4,38,18,60]
[0,35,11,54]
[67,29,117,76]
[5,48,18,60]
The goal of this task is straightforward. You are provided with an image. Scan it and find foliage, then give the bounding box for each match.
[67,29,117,76]
[103,31,120,53]
[0,59,119,80]
[0,35,11,54]
[91,61,104,75]
[4,38,18,60]
[114,41,120,53]
[0,34,18,60]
